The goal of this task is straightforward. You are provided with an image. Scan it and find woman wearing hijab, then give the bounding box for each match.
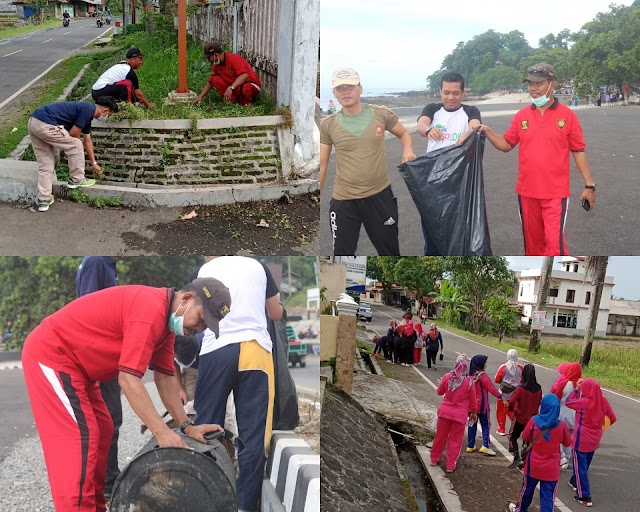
[565,379,617,507]
[400,319,417,366]
[507,364,542,468]
[424,322,443,370]
[383,320,398,362]
[466,354,503,456]
[430,354,478,473]
[494,349,524,435]
[508,394,572,512]
[550,362,582,469]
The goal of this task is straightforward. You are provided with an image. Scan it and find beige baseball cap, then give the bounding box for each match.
[331,68,360,88]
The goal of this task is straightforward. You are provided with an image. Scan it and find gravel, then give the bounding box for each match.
[0,377,320,511]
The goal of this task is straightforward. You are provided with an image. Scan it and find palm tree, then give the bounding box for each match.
[529,256,554,353]
[581,256,610,366]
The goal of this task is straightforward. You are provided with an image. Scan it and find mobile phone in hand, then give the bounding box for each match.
[582,198,591,211]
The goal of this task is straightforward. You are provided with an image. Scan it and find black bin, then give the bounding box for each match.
[110,430,237,512]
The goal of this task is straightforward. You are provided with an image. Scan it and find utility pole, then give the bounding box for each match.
[529,256,554,353]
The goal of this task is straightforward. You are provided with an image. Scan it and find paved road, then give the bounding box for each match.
[320,104,640,256]
[0,18,113,107]
[363,302,640,512]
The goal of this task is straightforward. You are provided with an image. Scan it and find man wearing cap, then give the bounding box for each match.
[416,72,482,255]
[21,278,231,512]
[320,67,416,256]
[192,41,262,106]
[91,48,157,109]
[194,256,283,512]
[479,63,596,256]
[28,97,118,212]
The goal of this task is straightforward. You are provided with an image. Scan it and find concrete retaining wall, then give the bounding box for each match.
[90,116,291,187]
[262,431,319,512]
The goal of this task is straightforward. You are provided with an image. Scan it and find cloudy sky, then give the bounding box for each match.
[505,257,640,301]
[320,0,635,93]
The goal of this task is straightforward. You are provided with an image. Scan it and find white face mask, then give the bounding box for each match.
[97,115,108,122]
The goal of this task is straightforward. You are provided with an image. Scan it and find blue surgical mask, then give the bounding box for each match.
[530,83,552,107]
[169,299,193,336]
[97,115,108,122]
[213,60,221,66]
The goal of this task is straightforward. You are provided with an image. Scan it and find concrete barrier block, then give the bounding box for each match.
[263,431,319,512]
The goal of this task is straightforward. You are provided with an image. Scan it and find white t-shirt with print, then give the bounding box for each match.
[419,103,481,153]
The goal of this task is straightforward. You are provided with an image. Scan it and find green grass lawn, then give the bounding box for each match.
[0,18,60,41]
[0,55,97,158]
[441,324,640,397]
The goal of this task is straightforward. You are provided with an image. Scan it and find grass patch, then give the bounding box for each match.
[70,18,276,120]
[0,54,98,158]
[441,324,640,396]
[0,18,59,41]
[283,286,313,310]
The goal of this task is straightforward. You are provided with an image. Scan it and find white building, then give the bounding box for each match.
[516,257,614,336]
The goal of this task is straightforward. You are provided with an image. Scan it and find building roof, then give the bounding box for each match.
[609,299,640,317]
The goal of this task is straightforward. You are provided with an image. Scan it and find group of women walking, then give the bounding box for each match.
[372,312,443,368]
[428,350,616,511]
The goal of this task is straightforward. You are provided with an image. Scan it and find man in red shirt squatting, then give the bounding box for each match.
[479,63,596,256]
[192,41,262,106]
[21,278,232,512]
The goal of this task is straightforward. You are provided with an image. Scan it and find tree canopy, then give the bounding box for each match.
[426,2,640,94]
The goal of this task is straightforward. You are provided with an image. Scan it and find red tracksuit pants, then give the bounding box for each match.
[518,195,569,256]
[430,416,466,472]
[496,398,515,433]
[22,345,113,512]
[210,75,260,105]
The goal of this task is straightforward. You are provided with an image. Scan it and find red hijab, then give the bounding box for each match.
[550,362,582,399]
[576,379,607,428]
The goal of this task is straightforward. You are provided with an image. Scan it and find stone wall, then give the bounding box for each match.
[90,115,291,187]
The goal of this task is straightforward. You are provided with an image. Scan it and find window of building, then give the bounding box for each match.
[556,314,578,328]
[585,291,591,305]
[549,288,559,297]
[520,286,523,297]
[573,264,578,272]
[566,289,575,303]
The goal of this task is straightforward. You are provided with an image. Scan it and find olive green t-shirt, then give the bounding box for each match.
[320,104,399,200]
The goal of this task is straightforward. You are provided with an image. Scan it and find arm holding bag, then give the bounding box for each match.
[398,128,492,255]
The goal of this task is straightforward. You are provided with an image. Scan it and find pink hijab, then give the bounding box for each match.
[448,354,470,392]
[577,379,607,429]
[404,320,415,336]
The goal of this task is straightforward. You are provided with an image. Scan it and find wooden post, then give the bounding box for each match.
[176,0,188,93]
[335,314,356,394]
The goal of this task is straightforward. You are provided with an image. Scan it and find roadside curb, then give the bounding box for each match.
[296,386,320,402]
[416,445,466,512]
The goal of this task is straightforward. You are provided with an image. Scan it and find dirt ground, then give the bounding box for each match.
[120,192,319,255]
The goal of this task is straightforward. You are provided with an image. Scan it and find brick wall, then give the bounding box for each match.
[90,116,287,186]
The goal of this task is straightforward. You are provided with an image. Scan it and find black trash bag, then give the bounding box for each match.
[268,311,300,430]
[398,127,492,255]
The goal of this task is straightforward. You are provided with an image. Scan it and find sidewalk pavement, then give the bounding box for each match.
[357,330,548,512]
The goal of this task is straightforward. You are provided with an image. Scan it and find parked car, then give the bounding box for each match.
[357,302,372,322]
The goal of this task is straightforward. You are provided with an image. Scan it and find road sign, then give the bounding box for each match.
[531,311,547,331]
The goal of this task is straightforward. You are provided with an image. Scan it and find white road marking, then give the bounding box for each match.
[1,49,23,58]
[0,59,63,111]
[374,304,581,511]
[41,38,53,44]
[64,31,71,35]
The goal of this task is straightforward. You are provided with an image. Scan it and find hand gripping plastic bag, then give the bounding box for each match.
[398,128,492,255]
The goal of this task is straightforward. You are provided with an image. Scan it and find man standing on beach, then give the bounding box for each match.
[479,63,596,256]
[320,67,416,256]
[416,72,481,255]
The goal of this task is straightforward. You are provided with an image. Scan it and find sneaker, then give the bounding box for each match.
[433,365,437,370]
[426,441,433,448]
[430,461,438,466]
[560,458,569,470]
[446,467,455,473]
[508,457,523,469]
[479,446,496,456]
[67,178,96,188]
[508,504,518,512]
[37,196,55,212]
[569,481,577,492]
[574,496,592,507]
[496,429,506,436]
[466,447,476,453]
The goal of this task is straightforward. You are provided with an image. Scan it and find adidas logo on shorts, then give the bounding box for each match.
[383,217,396,226]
